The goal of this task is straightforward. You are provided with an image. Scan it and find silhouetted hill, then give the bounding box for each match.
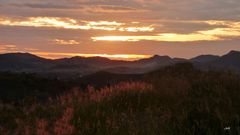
[206,50,240,72]
[137,55,171,63]
[1,50,240,77]
[0,53,182,76]
[191,55,220,63]
[0,53,52,72]
[216,50,240,66]
[104,55,187,74]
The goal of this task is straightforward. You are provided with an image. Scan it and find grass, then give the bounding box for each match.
[0,63,240,135]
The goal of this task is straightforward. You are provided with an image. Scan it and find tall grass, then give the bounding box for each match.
[0,65,240,134]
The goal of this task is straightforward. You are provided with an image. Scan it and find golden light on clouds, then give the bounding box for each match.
[2,16,239,43]
[86,21,124,26]
[54,39,80,45]
[92,20,240,42]
[0,17,82,29]
[199,28,240,37]
[0,17,154,32]
[0,45,18,53]
[119,27,154,32]
[0,44,40,53]
[204,20,239,26]
[202,20,240,36]
[92,33,219,42]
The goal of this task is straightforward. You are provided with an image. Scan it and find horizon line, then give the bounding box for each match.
[0,50,238,61]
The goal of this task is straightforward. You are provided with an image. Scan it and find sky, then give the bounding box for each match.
[0,0,240,60]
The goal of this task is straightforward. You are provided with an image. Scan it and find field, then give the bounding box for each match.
[0,63,240,135]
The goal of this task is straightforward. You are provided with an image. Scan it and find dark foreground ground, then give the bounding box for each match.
[0,63,240,135]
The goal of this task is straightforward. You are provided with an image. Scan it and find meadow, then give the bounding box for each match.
[0,63,240,135]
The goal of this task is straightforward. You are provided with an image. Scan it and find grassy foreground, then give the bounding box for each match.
[0,63,240,135]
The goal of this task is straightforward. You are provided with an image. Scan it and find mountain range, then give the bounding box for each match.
[0,50,240,78]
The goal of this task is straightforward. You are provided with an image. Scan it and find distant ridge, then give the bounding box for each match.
[0,53,52,71]
[207,50,240,69]
[0,50,240,77]
[191,55,220,63]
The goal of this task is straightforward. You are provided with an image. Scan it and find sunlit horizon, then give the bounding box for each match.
[1,0,240,58]
[0,51,152,61]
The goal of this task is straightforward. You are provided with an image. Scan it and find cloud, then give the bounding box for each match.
[0,17,154,32]
[1,0,240,59]
[21,3,80,9]
[84,5,147,13]
[24,48,39,51]
[24,3,146,14]
[92,20,240,42]
[0,44,41,53]
[91,29,238,42]
[54,39,80,45]
[0,44,18,52]
[8,1,146,13]
[92,33,219,42]
[2,0,240,20]
[153,0,240,20]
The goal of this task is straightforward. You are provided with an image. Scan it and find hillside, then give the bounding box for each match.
[0,53,183,77]
[0,63,240,134]
[1,50,240,77]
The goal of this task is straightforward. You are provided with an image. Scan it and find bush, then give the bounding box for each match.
[1,64,240,134]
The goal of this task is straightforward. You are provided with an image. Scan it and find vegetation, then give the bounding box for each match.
[0,63,240,135]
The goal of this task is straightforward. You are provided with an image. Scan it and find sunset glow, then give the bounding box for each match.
[0,0,240,59]
[0,17,154,32]
[1,1,240,134]
[92,33,220,42]
[32,52,151,61]
[92,25,240,42]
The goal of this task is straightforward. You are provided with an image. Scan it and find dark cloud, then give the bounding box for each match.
[21,3,81,9]
[147,0,240,20]
[3,1,144,15]
[156,21,229,34]
[84,5,147,13]
[2,0,240,20]
[97,5,138,11]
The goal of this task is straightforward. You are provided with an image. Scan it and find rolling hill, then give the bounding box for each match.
[0,50,240,77]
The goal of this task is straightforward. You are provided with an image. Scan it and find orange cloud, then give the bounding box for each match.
[92,20,240,42]
[0,44,18,52]
[91,33,219,42]
[0,17,154,32]
[24,48,39,51]
[54,39,80,45]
